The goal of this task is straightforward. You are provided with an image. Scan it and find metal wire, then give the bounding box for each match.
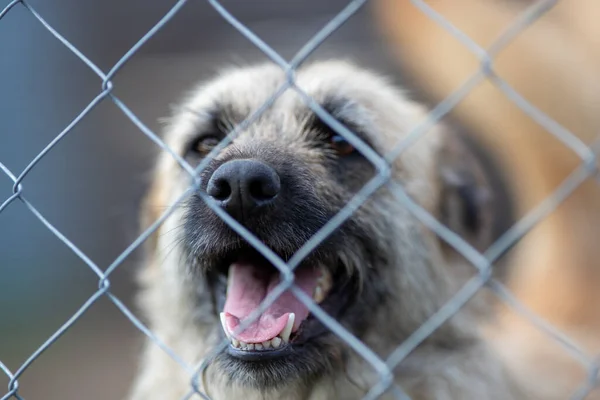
[1,0,597,399]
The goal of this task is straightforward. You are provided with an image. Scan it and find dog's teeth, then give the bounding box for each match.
[318,267,333,293]
[232,336,287,351]
[232,339,281,351]
[271,337,282,348]
[313,286,325,304]
[219,312,230,338]
[281,313,294,343]
[312,267,333,304]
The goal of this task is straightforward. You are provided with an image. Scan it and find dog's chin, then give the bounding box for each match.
[199,245,359,389]
[210,337,340,390]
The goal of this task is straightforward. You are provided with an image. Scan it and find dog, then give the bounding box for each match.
[128,60,528,400]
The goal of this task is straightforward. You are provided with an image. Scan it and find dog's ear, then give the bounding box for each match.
[435,127,512,254]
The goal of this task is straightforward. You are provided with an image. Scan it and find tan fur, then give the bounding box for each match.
[129,61,530,400]
[372,1,600,398]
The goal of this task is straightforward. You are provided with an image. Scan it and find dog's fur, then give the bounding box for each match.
[128,61,527,400]
[372,1,600,398]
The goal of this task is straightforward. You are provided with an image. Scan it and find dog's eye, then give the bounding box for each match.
[191,136,221,157]
[330,134,356,156]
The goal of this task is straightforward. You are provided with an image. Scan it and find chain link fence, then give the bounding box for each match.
[1,0,598,399]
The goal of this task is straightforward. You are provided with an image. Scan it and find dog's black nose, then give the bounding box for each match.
[206,159,281,220]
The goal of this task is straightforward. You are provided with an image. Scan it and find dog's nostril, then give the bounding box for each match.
[249,177,280,202]
[208,179,232,201]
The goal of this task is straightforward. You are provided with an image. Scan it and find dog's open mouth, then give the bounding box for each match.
[209,248,343,360]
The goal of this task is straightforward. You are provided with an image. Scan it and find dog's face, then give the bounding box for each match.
[141,61,501,395]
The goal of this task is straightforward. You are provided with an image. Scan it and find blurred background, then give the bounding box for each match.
[0,1,401,399]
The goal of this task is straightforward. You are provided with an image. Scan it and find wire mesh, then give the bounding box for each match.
[0,0,598,399]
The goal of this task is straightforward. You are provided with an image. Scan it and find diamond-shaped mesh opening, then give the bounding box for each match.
[1,0,599,399]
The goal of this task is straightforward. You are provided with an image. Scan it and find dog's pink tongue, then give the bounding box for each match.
[223,262,320,343]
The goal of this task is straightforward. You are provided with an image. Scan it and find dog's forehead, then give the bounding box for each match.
[165,61,437,158]
[212,64,287,118]
[208,64,378,120]
[206,61,378,104]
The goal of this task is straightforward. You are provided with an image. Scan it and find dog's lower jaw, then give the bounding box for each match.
[202,366,340,400]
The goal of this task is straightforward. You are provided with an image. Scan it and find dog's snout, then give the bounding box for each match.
[207,159,281,220]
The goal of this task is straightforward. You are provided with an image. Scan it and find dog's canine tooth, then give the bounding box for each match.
[318,267,333,293]
[281,313,294,343]
[219,312,230,338]
[313,286,325,304]
[312,267,333,304]
[231,338,240,348]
